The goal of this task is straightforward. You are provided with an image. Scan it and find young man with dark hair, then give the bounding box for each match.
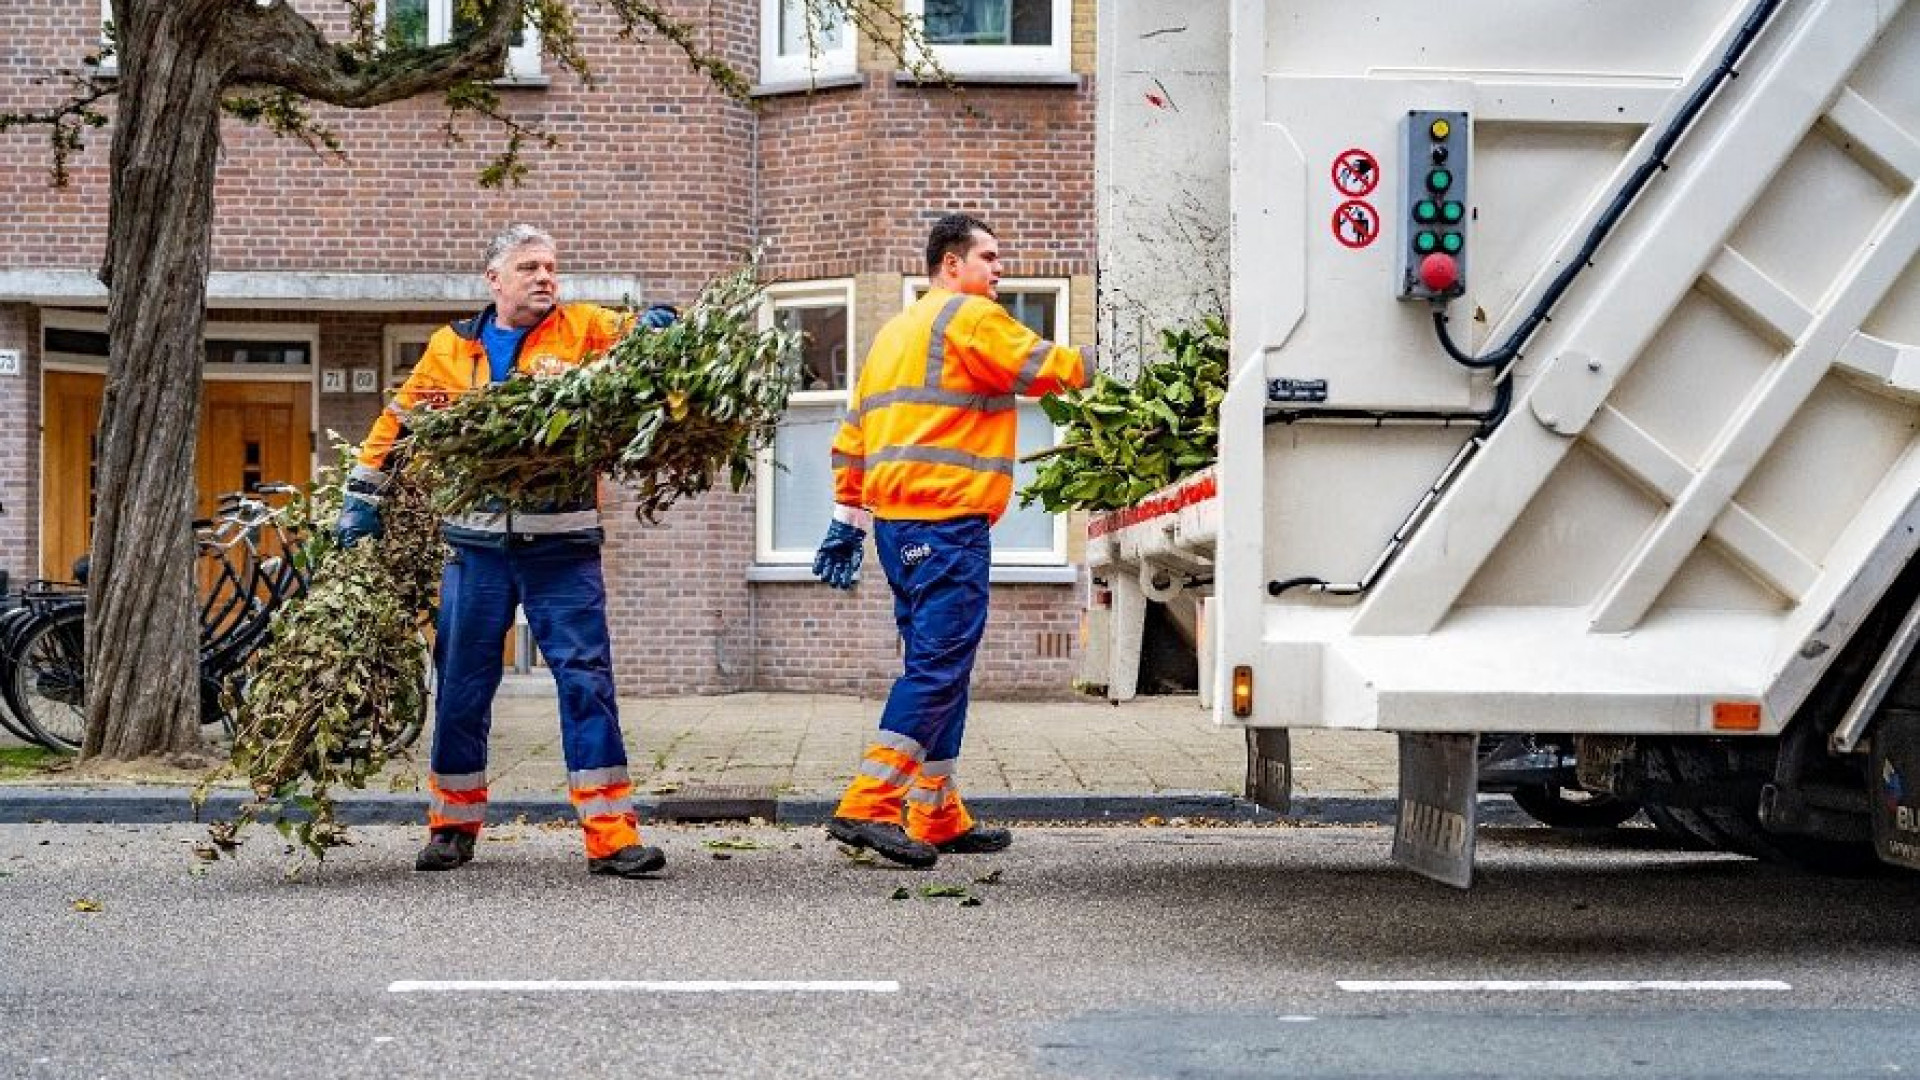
[814,213,1090,868]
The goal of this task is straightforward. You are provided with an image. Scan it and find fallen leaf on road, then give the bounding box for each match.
[973,868,1003,885]
[711,852,733,861]
[190,844,220,863]
[959,896,984,907]
[920,884,970,899]
[838,845,877,866]
[72,899,101,913]
[889,887,911,901]
[702,837,765,851]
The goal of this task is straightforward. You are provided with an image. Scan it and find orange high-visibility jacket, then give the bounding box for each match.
[833,288,1088,524]
[351,302,630,545]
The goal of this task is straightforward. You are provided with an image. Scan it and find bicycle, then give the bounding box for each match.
[0,485,427,756]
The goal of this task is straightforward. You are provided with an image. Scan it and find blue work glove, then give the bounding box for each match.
[812,519,865,590]
[640,304,679,330]
[335,493,383,548]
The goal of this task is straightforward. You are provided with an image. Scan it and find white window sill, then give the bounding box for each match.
[746,563,1078,585]
[494,73,550,88]
[752,73,863,98]
[894,70,1081,88]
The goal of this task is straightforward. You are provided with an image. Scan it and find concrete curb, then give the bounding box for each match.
[0,786,1422,828]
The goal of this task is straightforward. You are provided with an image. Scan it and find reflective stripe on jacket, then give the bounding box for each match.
[352,302,630,546]
[832,288,1087,524]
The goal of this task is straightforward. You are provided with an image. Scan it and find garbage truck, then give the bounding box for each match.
[1091,0,1920,883]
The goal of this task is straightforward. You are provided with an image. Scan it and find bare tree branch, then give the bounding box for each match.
[222,0,520,107]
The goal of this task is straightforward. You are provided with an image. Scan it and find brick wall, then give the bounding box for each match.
[1,0,759,300]
[0,305,38,588]
[0,0,1098,700]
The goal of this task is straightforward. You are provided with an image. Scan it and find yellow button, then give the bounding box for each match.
[1429,118,1451,140]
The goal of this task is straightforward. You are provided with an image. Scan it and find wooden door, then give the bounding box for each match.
[41,374,312,580]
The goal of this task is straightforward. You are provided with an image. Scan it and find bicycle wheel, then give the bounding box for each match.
[0,605,45,744]
[5,604,87,752]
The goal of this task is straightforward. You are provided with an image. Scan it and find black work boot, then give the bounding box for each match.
[414,828,477,872]
[935,826,1013,855]
[827,817,938,869]
[588,844,667,878]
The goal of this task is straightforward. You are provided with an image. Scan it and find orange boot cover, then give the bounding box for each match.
[427,771,488,836]
[833,734,926,824]
[569,766,640,859]
[905,759,975,845]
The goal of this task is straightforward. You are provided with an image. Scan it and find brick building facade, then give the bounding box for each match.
[0,0,1096,700]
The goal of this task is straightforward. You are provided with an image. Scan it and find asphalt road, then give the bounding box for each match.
[3,820,1918,1079]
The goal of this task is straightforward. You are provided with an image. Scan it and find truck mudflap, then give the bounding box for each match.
[1871,710,1920,871]
[1244,728,1292,814]
[1393,733,1479,888]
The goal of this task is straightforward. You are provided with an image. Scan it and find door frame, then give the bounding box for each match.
[37,307,321,577]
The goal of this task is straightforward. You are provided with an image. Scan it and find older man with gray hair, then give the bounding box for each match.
[341,224,677,878]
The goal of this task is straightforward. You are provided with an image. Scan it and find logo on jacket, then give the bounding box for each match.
[900,541,933,567]
[530,353,568,379]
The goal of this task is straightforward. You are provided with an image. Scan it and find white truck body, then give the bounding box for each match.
[1095,0,1920,880]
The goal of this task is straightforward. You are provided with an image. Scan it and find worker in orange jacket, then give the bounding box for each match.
[340,223,677,878]
[816,213,1090,868]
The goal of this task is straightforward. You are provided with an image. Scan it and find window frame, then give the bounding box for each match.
[39,308,318,383]
[759,0,858,87]
[903,0,1072,77]
[755,279,857,566]
[382,323,441,392]
[371,0,544,81]
[901,276,1071,566]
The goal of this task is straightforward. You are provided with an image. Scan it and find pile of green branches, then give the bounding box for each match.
[196,451,447,859]
[405,258,802,522]
[1019,315,1228,513]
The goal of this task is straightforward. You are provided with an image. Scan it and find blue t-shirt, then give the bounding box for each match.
[480,320,531,384]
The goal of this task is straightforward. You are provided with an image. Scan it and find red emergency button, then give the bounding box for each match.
[1419,253,1460,293]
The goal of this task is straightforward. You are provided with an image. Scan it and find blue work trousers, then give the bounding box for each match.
[430,541,628,777]
[874,516,992,762]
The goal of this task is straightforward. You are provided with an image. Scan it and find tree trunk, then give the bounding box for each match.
[82,3,231,760]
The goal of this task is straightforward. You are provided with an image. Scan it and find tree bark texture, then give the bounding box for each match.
[79,0,517,759]
[82,1,232,759]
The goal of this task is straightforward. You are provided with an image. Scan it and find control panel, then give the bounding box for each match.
[1395,110,1468,301]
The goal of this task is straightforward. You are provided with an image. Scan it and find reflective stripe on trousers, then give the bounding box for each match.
[428,771,488,833]
[906,758,975,845]
[569,765,640,859]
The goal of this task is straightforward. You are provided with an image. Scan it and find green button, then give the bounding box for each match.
[1441,200,1464,223]
[1414,231,1438,254]
[1440,232,1463,254]
[1414,200,1438,223]
[1427,169,1453,193]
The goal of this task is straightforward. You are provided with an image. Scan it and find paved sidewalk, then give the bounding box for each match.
[0,687,1400,824]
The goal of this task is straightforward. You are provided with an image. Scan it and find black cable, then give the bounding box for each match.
[1435,0,1783,385]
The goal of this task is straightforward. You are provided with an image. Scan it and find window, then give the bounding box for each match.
[383,324,438,392]
[40,310,317,379]
[375,0,543,80]
[904,277,1071,565]
[759,0,856,86]
[94,0,116,75]
[905,0,1070,77]
[757,282,855,564]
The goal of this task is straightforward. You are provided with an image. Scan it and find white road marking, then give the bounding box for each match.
[1337,979,1791,993]
[388,979,900,994]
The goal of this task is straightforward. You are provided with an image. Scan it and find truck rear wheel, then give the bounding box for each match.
[1508,785,1641,829]
[1641,740,1879,873]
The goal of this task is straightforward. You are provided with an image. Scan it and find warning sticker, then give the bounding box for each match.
[1331,199,1380,249]
[1331,148,1380,197]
